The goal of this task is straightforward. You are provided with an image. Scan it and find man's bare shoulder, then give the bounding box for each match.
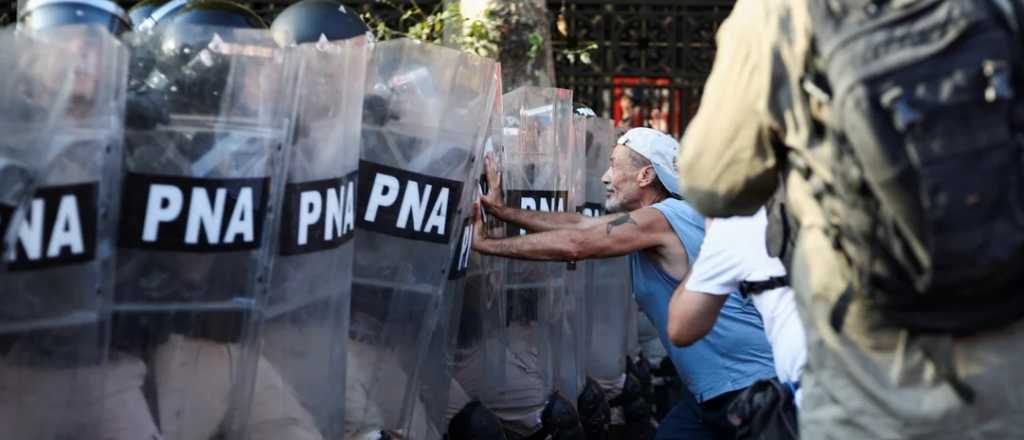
[623,205,681,249]
[620,206,671,232]
[626,205,692,278]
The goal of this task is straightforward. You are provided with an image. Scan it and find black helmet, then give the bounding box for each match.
[18,0,131,35]
[270,0,369,46]
[125,0,267,121]
[138,0,265,32]
[147,0,266,83]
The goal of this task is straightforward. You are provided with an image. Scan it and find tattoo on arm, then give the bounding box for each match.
[606,214,637,235]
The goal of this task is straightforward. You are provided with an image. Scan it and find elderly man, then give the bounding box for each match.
[473,127,775,439]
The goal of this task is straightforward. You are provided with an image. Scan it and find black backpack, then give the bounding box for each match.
[727,379,799,440]
[807,0,1024,335]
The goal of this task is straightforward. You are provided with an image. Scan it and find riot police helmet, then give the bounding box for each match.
[18,0,131,35]
[138,0,265,32]
[127,0,166,31]
[147,0,267,83]
[270,0,370,46]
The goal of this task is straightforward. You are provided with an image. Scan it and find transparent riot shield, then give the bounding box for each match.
[496,86,574,436]
[556,111,588,404]
[413,72,507,439]
[348,38,498,438]
[582,117,632,381]
[0,26,133,440]
[115,25,292,440]
[0,29,57,264]
[409,128,489,440]
[580,117,633,425]
[240,36,370,440]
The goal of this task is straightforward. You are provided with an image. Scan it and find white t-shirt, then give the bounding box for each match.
[685,208,806,385]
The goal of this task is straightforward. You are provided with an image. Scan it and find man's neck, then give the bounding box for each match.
[638,191,669,209]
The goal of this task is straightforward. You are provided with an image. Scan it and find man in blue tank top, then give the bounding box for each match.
[473,127,776,439]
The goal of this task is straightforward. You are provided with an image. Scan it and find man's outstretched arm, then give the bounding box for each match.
[473,205,670,261]
[479,152,617,232]
[484,197,621,233]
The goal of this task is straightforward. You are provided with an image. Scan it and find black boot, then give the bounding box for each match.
[448,401,508,440]
[609,372,657,440]
[577,377,611,440]
[629,354,655,409]
[540,390,585,440]
[652,356,685,420]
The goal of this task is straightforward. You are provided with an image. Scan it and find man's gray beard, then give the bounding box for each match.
[604,198,625,214]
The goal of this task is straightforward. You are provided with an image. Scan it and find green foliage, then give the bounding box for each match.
[361,1,594,66]
[563,41,598,65]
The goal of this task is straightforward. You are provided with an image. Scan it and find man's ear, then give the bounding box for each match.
[636,165,657,188]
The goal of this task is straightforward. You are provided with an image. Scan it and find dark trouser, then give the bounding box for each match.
[653,388,741,440]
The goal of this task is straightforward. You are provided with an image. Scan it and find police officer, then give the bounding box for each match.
[3,10,146,440]
[113,3,318,439]
[677,0,1024,438]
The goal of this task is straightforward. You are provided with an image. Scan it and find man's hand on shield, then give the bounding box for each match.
[472,201,492,246]
[479,152,504,213]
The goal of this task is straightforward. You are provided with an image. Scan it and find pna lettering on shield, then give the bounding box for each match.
[119,173,270,252]
[356,160,463,244]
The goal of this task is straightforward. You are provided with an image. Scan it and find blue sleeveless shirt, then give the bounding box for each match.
[629,198,775,402]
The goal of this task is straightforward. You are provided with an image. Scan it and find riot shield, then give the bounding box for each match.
[579,117,633,425]
[413,71,508,439]
[0,27,135,440]
[348,38,498,438]
[243,35,370,440]
[496,86,574,436]
[582,117,631,381]
[0,28,59,264]
[409,116,492,440]
[556,110,588,404]
[115,25,292,440]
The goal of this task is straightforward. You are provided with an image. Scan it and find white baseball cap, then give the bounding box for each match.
[617,127,680,197]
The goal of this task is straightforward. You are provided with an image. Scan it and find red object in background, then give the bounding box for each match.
[612,76,683,139]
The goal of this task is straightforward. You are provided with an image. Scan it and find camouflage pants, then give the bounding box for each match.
[792,226,1024,440]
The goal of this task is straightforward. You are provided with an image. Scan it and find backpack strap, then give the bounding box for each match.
[739,276,790,297]
[918,335,976,404]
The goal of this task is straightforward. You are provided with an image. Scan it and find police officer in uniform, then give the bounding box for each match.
[113,3,322,439]
[4,6,147,439]
[677,0,1024,438]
